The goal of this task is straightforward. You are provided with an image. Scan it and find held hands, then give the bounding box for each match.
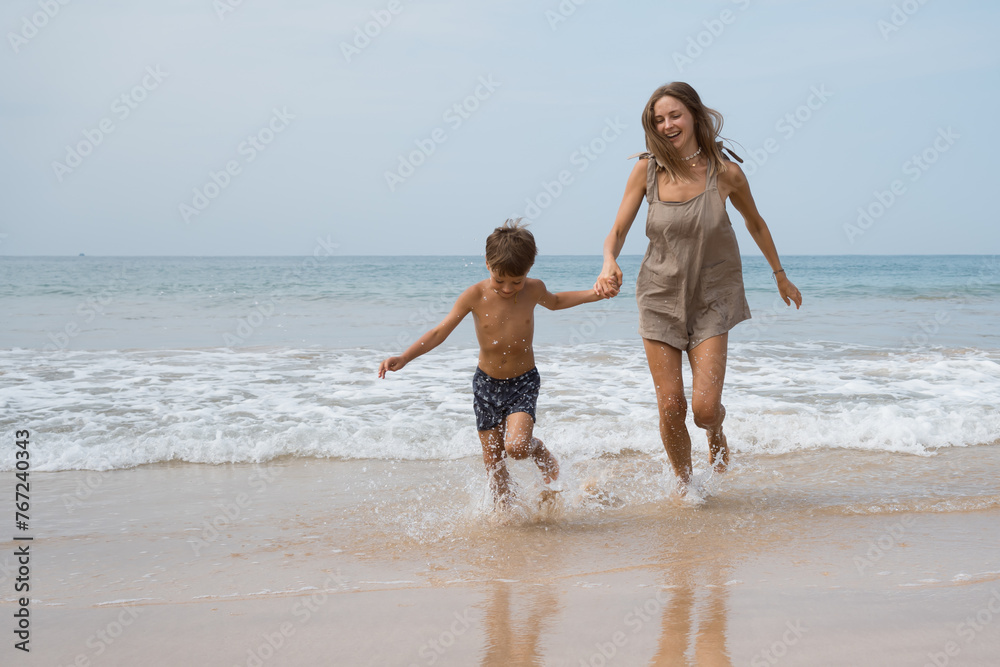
[594,261,623,298]
[377,356,407,378]
[776,273,803,309]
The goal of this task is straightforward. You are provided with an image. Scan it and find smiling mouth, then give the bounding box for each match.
[666,132,681,139]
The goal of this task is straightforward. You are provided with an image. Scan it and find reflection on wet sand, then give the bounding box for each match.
[474,557,732,665]
[652,559,732,667]
[481,582,560,666]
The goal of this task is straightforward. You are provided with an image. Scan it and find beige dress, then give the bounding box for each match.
[635,154,751,350]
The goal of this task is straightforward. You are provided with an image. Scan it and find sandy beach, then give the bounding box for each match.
[8,446,1000,666]
[3,0,998,658]
[3,255,998,665]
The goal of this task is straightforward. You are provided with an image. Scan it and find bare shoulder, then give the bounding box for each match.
[718,159,751,203]
[458,281,485,309]
[524,277,547,298]
[614,157,648,200]
[719,159,748,190]
[630,157,649,182]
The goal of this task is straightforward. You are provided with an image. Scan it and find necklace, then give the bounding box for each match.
[682,147,701,161]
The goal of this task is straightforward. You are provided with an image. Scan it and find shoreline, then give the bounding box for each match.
[6,452,1000,665]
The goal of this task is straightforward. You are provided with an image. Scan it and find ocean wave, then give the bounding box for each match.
[1,342,998,471]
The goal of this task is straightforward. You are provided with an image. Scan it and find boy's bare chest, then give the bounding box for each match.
[474,300,533,335]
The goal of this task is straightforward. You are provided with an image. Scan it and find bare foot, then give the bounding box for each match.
[579,479,621,508]
[494,492,513,513]
[530,438,559,483]
[708,429,729,473]
[538,488,561,508]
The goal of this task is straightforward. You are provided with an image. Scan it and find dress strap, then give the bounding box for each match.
[628,152,657,203]
[716,140,743,164]
[710,141,743,190]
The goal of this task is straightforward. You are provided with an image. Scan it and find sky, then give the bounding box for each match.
[0,0,997,257]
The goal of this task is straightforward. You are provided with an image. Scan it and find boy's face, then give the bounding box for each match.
[486,263,528,299]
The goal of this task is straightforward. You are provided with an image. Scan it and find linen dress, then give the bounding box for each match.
[635,154,752,350]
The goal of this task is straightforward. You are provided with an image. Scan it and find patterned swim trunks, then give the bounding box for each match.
[472,367,540,431]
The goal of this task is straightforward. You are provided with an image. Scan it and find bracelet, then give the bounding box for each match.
[771,268,785,284]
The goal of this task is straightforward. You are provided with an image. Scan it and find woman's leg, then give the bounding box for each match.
[643,338,692,484]
[688,333,729,472]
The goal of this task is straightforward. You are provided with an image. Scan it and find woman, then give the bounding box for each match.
[595,82,802,489]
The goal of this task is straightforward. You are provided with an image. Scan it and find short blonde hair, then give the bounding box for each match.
[485,218,536,277]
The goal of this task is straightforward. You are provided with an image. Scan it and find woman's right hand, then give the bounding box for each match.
[594,260,623,298]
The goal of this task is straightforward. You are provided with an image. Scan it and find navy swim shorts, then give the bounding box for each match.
[472,367,540,431]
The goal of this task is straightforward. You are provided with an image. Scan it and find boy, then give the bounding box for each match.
[377,219,605,507]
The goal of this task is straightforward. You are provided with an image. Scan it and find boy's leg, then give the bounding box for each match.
[474,367,513,506]
[504,412,559,483]
[688,333,729,472]
[478,426,510,506]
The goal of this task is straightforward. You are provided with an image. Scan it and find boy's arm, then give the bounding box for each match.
[378,286,476,378]
[536,281,604,311]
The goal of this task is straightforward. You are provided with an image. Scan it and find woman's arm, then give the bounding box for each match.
[596,158,648,297]
[723,163,803,309]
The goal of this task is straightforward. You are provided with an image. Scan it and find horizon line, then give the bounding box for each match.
[1,253,996,259]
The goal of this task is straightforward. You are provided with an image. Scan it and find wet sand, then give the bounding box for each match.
[6,447,1000,666]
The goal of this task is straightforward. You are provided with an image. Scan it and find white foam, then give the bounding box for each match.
[358,581,416,585]
[95,598,156,606]
[2,342,998,471]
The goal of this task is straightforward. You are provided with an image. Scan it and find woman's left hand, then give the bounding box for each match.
[776,274,802,309]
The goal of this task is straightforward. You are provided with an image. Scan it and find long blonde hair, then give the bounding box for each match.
[641,82,738,182]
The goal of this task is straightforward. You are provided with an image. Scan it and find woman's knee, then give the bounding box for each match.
[657,393,687,421]
[692,401,723,429]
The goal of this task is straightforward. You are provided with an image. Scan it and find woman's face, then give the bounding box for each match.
[652,96,697,153]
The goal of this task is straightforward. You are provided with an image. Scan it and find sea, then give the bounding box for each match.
[5,255,1000,666]
[1,254,997,478]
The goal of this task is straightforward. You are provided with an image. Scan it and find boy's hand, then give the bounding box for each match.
[378,356,406,378]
